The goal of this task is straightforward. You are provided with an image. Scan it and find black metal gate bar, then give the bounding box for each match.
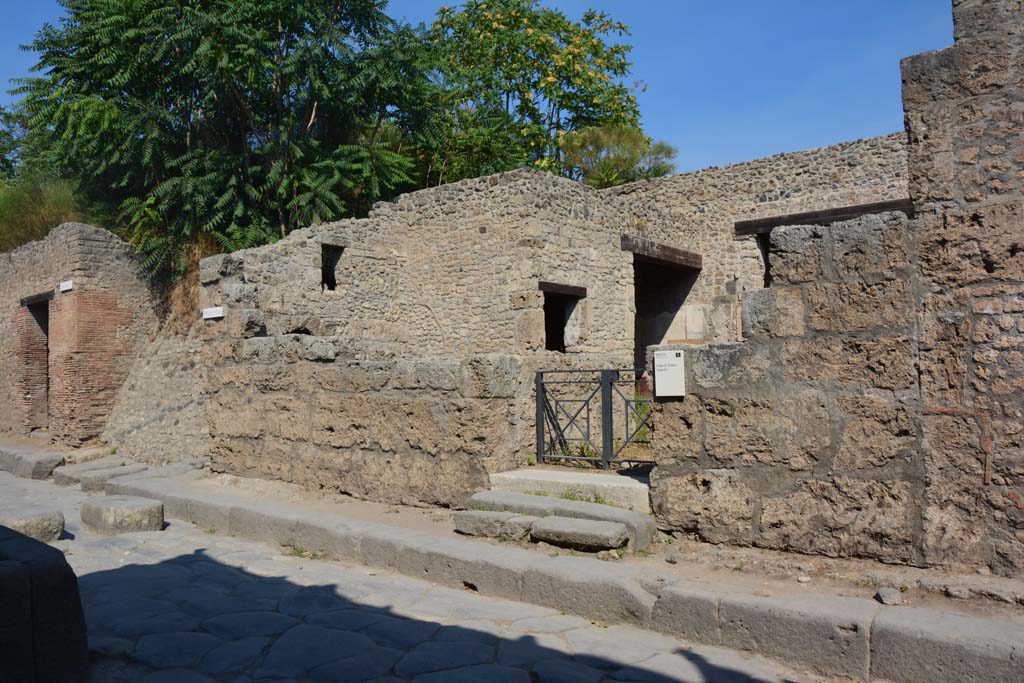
[536,368,653,468]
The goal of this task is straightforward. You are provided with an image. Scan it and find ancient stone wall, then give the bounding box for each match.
[649,0,1024,576]
[102,330,213,464]
[0,224,159,445]
[608,134,909,341]
[649,212,923,564]
[904,0,1024,575]
[195,170,697,504]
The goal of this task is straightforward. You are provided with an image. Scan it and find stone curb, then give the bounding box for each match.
[0,447,64,480]
[106,471,1024,683]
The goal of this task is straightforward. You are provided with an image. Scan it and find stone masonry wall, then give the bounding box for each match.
[0,224,159,445]
[102,330,213,465]
[608,134,908,341]
[195,170,695,505]
[649,0,1024,576]
[904,0,1024,575]
[649,212,923,565]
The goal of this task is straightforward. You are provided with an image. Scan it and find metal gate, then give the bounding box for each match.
[535,369,653,468]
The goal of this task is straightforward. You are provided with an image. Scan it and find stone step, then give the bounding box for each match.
[0,446,65,480]
[80,495,164,535]
[466,490,657,550]
[530,516,629,551]
[454,510,539,541]
[78,464,148,492]
[52,455,132,487]
[489,468,651,513]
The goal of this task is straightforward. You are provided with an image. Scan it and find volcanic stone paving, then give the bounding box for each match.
[0,474,818,683]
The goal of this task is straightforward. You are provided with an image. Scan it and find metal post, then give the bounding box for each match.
[600,370,617,469]
[535,371,545,464]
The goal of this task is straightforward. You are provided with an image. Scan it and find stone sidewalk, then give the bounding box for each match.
[0,473,820,683]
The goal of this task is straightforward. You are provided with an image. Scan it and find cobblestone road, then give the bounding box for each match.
[3,473,818,682]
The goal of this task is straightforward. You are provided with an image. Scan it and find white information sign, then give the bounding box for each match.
[59,280,73,292]
[202,306,225,320]
[654,350,686,397]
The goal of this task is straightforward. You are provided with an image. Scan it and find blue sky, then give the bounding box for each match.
[0,0,953,172]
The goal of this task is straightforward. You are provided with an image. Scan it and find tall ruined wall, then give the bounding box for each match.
[0,224,159,444]
[650,0,1024,576]
[194,169,695,505]
[650,212,923,564]
[905,0,1024,574]
[608,134,908,341]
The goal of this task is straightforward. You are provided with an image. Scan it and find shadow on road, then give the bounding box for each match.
[80,549,801,683]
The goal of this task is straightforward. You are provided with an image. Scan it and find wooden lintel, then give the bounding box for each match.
[19,291,54,307]
[733,198,915,238]
[620,234,702,270]
[538,281,587,298]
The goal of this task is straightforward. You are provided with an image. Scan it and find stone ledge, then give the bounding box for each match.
[0,446,64,480]
[105,470,1024,683]
[467,491,657,550]
[52,455,130,486]
[79,463,148,492]
[530,516,629,551]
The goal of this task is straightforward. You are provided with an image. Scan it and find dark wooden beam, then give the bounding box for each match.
[19,290,54,307]
[620,235,702,270]
[538,281,587,298]
[733,198,915,238]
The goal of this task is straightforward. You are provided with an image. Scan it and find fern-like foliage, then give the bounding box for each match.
[16,0,424,275]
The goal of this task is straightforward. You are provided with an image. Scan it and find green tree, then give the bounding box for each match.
[562,125,677,188]
[17,0,424,274]
[429,0,640,173]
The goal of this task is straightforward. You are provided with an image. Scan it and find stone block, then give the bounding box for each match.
[780,334,918,390]
[651,397,702,466]
[454,510,519,538]
[0,447,65,480]
[831,212,911,279]
[488,468,651,513]
[920,200,1024,286]
[806,279,912,332]
[501,515,539,541]
[0,505,64,543]
[741,287,805,338]
[702,392,831,471]
[872,606,1024,683]
[52,454,128,486]
[649,470,753,545]
[466,491,656,550]
[529,516,629,551]
[769,224,829,284]
[757,478,915,563]
[833,395,918,470]
[80,496,164,535]
[650,584,722,644]
[520,555,656,625]
[719,593,876,681]
[688,342,772,390]
[79,464,149,492]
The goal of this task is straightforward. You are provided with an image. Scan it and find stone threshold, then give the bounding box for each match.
[101,464,1024,683]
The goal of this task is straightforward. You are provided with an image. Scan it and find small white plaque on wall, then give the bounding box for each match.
[59,280,73,292]
[202,306,225,320]
[654,350,686,397]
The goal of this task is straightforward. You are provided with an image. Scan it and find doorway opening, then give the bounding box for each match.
[632,259,699,370]
[21,297,51,431]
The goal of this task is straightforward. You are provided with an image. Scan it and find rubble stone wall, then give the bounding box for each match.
[650,0,1024,576]
[0,224,159,444]
[608,134,909,341]
[102,330,213,464]
[195,170,697,504]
